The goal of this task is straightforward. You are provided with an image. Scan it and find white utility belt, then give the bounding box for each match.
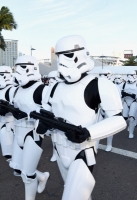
[0,114,14,122]
[51,130,95,150]
[14,118,35,128]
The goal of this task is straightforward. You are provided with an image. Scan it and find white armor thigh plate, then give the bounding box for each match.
[51,130,95,169]
[14,118,35,147]
[50,74,96,127]
[14,82,42,114]
[123,101,129,117]
[0,122,14,156]
[129,102,137,118]
[124,97,134,107]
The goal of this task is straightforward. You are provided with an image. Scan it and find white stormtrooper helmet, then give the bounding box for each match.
[55,35,94,83]
[114,75,122,84]
[99,69,112,80]
[0,66,12,88]
[127,70,136,84]
[14,55,41,86]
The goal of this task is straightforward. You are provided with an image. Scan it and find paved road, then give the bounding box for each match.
[0,127,137,200]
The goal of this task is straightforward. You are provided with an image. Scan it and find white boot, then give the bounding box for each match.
[50,151,57,162]
[21,172,37,200]
[36,170,50,193]
[105,136,113,152]
[50,145,57,162]
[95,140,100,151]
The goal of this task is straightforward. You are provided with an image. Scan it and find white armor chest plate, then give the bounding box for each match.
[14,82,42,114]
[0,85,12,101]
[50,74,96,127]
[124,82,137,95]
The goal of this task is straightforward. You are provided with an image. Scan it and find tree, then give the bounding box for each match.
[0,6,17,51]
[0,32,6,51]
[123,56,137,66]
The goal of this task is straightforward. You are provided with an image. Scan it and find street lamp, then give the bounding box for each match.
[99,55,106,69]
[31,46,36,55]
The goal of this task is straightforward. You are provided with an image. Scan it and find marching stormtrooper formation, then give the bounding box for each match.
[2,34,137,200]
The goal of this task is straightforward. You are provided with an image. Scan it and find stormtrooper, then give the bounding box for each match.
[113,75,124,100]
[0,66,14,161]
[122,70,137,138]
[40,35,126,200]
[11,55,50,200]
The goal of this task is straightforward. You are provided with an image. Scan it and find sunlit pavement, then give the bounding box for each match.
[0,128,137,200]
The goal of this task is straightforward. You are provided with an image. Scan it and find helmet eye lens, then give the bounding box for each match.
[20,65,27,69]
[64,53,74,58]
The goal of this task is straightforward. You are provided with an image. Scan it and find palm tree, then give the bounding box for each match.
[123,56,137,66]
[0,32,6,51]
[0,6,17,51]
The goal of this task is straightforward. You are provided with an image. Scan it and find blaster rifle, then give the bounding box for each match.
[0,99,27,120]
[30,109,87,143]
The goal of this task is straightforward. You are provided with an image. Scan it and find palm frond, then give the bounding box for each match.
[0,6,17,31]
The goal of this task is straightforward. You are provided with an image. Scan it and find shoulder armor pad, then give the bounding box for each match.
[98,78,123,111]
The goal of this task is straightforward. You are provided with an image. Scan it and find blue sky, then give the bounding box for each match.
[1,0,137,60]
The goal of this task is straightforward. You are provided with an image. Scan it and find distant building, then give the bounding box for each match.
[38,59,51,66]
[90,55,122,66]
[124,50,133,59]
[0,39,18,66]
[38,47,57,75]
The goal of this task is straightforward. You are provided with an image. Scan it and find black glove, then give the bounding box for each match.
[0,107,9,116]
[65,127,90,143]
[36,121,52,134]
[13,110,27,120]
